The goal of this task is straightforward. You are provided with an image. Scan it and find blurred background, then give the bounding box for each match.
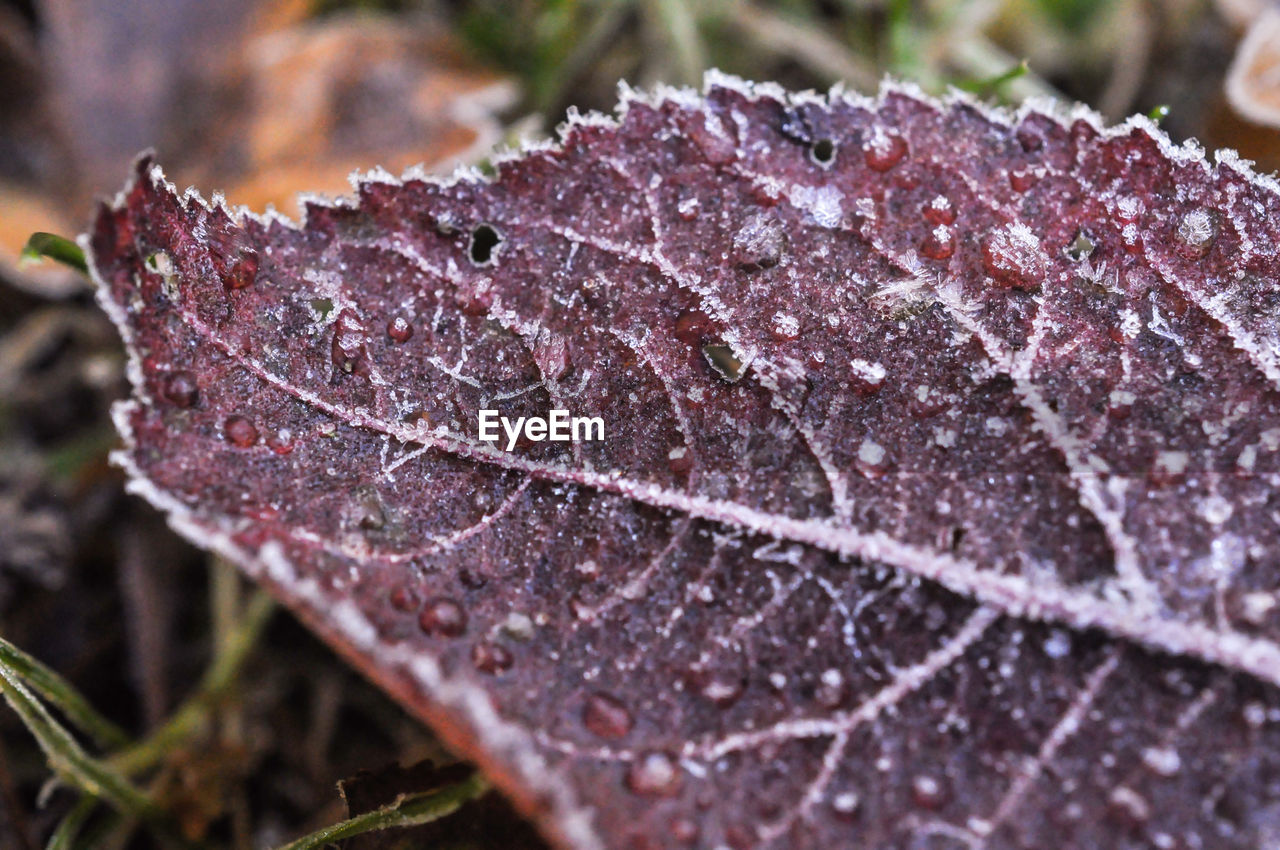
[2,0,1280,847]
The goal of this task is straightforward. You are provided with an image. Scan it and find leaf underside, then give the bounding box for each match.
[89,73,1280,850]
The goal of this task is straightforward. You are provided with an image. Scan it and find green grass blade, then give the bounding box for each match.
[44,796,97,850]
[273,772,490,850]
[0,667,157,821]
[0,635,131,750]
[21,233,88,275]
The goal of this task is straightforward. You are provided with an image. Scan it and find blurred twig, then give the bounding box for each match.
[724,1,878,90]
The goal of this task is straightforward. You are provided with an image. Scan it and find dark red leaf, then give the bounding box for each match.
[89,74,1280,849]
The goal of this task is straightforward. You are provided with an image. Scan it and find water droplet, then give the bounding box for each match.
[921,195,956,226]
[919,225,955,260]
[418,597,467,637]
[702,344,745,382]
[676,196,700,221]
[863,127,908,172]
[386,316,413,343]
[733,213,785,270]
[389,585,420,612]
[831,790,860,820]
[626,751,682,797]
[223,248,258,291]
[980,225,1044,291]
[1141,746,1182,777]
[224,415,258,447]
[162,371,198,408]
[911,774,947,809]
[472,641,514,674]
[1175,208,1216,259]
[583,691,634,738]
[469,224,502,266]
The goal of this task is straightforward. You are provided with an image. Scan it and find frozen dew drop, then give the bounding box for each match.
[1115,194,1145,223]
[472,640,514,674]
[699,671,745,708]
[667,445,693,475]
[1141,746,1182,777]
[162,371,199,408]
[1175,208,1216,259]
[418,597,467,637]
[223,248,259,291]
[386,315,414,343]
[921,195,956,226]
[331,310,367,373]
[1043,629,1072,659]
[911,774,947,809]
[772,312,800,340]
[1107,786,1151,827]
[468,224,502,266]
[1008,165,1042,193]
[919,225,955,261]
[733,212,785,270]
[583,691,635,739]
[676,195,700,221]
[625,751,682,797]
[831,790,860,820]
[980,225,1044,291]
[702,343,745,382]
[863,126,908,172]
[815,667,846,709]
[265,428,294,455]
[389,585,420,612]
[224,415,259,447]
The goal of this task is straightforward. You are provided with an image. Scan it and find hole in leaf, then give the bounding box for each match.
[702,343,745,382]
[469,225,502,266]
[311,298,335,320]
[810,138,836,167]
[1066,230,1095,262]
